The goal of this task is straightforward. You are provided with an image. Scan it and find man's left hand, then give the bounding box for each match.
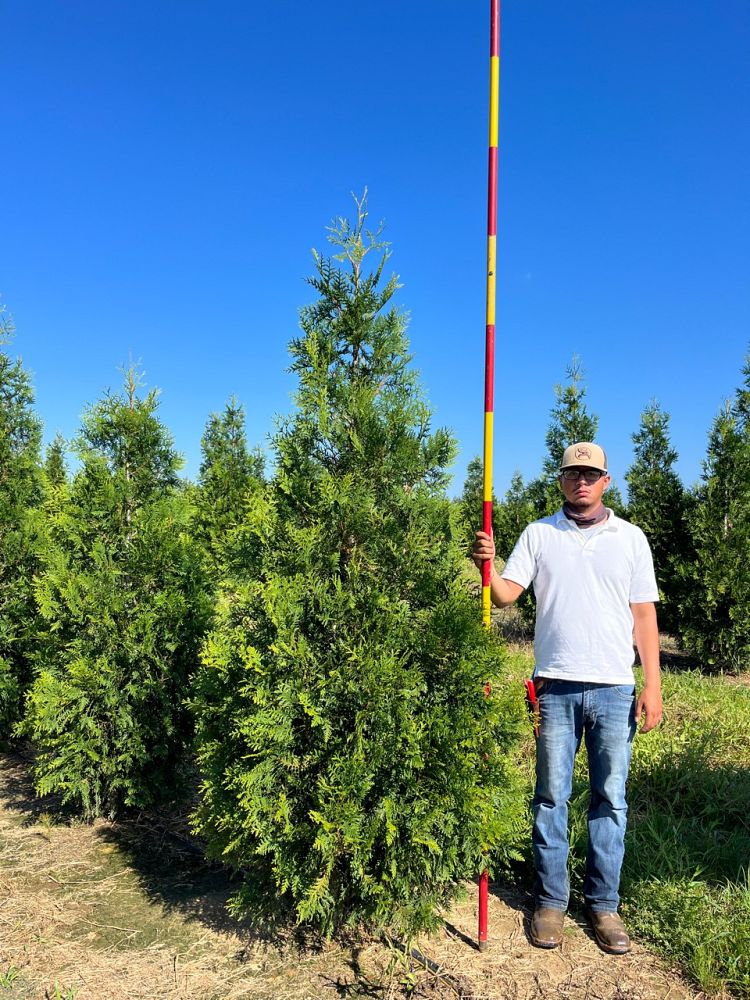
[635,685,663,733]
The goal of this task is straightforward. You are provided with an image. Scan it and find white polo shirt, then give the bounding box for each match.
[501,508,659,683]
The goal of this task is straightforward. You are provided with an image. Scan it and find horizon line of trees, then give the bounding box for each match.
[1,197,749,939]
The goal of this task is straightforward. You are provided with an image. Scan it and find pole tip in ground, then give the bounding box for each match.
[478,939,488,952]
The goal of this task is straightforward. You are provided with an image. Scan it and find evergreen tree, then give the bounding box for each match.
[0,306,43,732]
[527,357,626,518]
[192,197,525,937]
[24,368,211,815]
[603,479,628,519]
[680,357,750,670]
[194,397,265,580]
[625,401,690,635]
[528,356,599,517]
[44,433,68,488]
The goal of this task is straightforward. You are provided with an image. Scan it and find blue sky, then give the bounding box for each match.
[3,1,749,497]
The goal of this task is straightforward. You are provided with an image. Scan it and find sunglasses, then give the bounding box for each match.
[560,469,607,484]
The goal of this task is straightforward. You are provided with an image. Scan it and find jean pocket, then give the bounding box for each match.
[534,678,550,699]
[613,684,636,702]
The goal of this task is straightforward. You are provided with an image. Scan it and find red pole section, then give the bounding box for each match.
[479,0,500,954]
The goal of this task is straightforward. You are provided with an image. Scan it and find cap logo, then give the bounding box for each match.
[574,446,592,460]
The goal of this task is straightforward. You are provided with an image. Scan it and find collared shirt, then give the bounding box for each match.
[501,508,659,683]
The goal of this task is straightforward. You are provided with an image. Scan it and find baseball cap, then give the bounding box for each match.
[560,442,608,472]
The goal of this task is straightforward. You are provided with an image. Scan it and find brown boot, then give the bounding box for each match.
[586,909,631,954]
[530,907,565,948]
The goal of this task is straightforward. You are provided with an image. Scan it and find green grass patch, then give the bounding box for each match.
[501,653,750,997]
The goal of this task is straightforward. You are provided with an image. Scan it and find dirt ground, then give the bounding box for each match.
[0,753,712,1000]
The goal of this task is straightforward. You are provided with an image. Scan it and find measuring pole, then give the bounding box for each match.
[479,0,500,953]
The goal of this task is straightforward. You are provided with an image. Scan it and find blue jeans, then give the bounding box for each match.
[533,680,637,913]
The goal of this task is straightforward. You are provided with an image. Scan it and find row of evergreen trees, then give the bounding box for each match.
[1,198,748,934]
[459,354,750,669]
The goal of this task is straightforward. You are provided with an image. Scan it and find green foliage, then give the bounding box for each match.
[679,356,750,670]
[493,472,537,629]
[627,877,750,996]
[0,304,44,733]
[194,397,265,581]
[622,669,750,995]
[192,195,526,937]
[44,432,68,488]
[458,455,499,540]
[524,356,628,522]
[24,368,210,817]
[527,356,599,518]
[494,472,535,561]
[625,401,691,634]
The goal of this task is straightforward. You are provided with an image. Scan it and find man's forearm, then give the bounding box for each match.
[631,601,663,731]
[489,566,525,608]
[633,602,660,686]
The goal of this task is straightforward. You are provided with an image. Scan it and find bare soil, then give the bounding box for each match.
[0,754,711,1000]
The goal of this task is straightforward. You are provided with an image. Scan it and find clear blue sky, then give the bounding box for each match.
[3,1,749,497]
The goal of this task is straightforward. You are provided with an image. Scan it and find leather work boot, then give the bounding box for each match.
[586,909,631,954]
[530,907,565,948]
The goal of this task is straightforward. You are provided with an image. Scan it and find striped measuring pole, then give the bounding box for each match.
[479,0,500,953]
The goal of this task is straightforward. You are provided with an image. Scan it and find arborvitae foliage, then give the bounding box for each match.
[494,472,536,560]
[527,357,626,518]
[494,472,538,630]
[625,401,691,635]
[44,433,68,488]
[24,369,211,816]
[194,397,265,580]
[192,196,526,938]
[680,357,750,670]
[527,356,600,517]
[459,455,499,539]
[0,308,43,732]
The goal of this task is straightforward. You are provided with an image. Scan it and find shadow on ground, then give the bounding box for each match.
[0,744,79,826]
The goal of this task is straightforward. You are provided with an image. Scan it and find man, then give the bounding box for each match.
[473,442,662,955]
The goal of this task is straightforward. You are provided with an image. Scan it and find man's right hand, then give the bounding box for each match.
[472,531,525,608]
[472,530,496,571]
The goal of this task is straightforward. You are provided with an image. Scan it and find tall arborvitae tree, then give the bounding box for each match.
[680,357,750,670]
[44,433,68,488]
[194,397,265,580]
[625,401,690,635]
[0,307,43,732]
[528,357,625,517]
[528,356,600,517]
[192,196,525,937]
[25,368,211,815]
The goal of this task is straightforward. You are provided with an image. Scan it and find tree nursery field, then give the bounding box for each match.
[0,744,700,1000]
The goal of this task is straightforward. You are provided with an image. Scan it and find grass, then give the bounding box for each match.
[623,669,750,997]
[501,648,750,997]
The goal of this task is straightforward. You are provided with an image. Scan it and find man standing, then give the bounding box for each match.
[473,442,662,955]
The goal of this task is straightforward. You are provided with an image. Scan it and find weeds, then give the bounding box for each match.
[0,967,19,988]
[622,669,750,996]
[47,986,78,1000]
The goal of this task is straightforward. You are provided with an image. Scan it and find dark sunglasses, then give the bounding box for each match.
[560,469,607,484]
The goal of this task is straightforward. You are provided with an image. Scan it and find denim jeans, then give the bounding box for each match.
[533,680,637,913]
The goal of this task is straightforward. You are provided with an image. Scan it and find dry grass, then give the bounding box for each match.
[0,752,707,1000]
